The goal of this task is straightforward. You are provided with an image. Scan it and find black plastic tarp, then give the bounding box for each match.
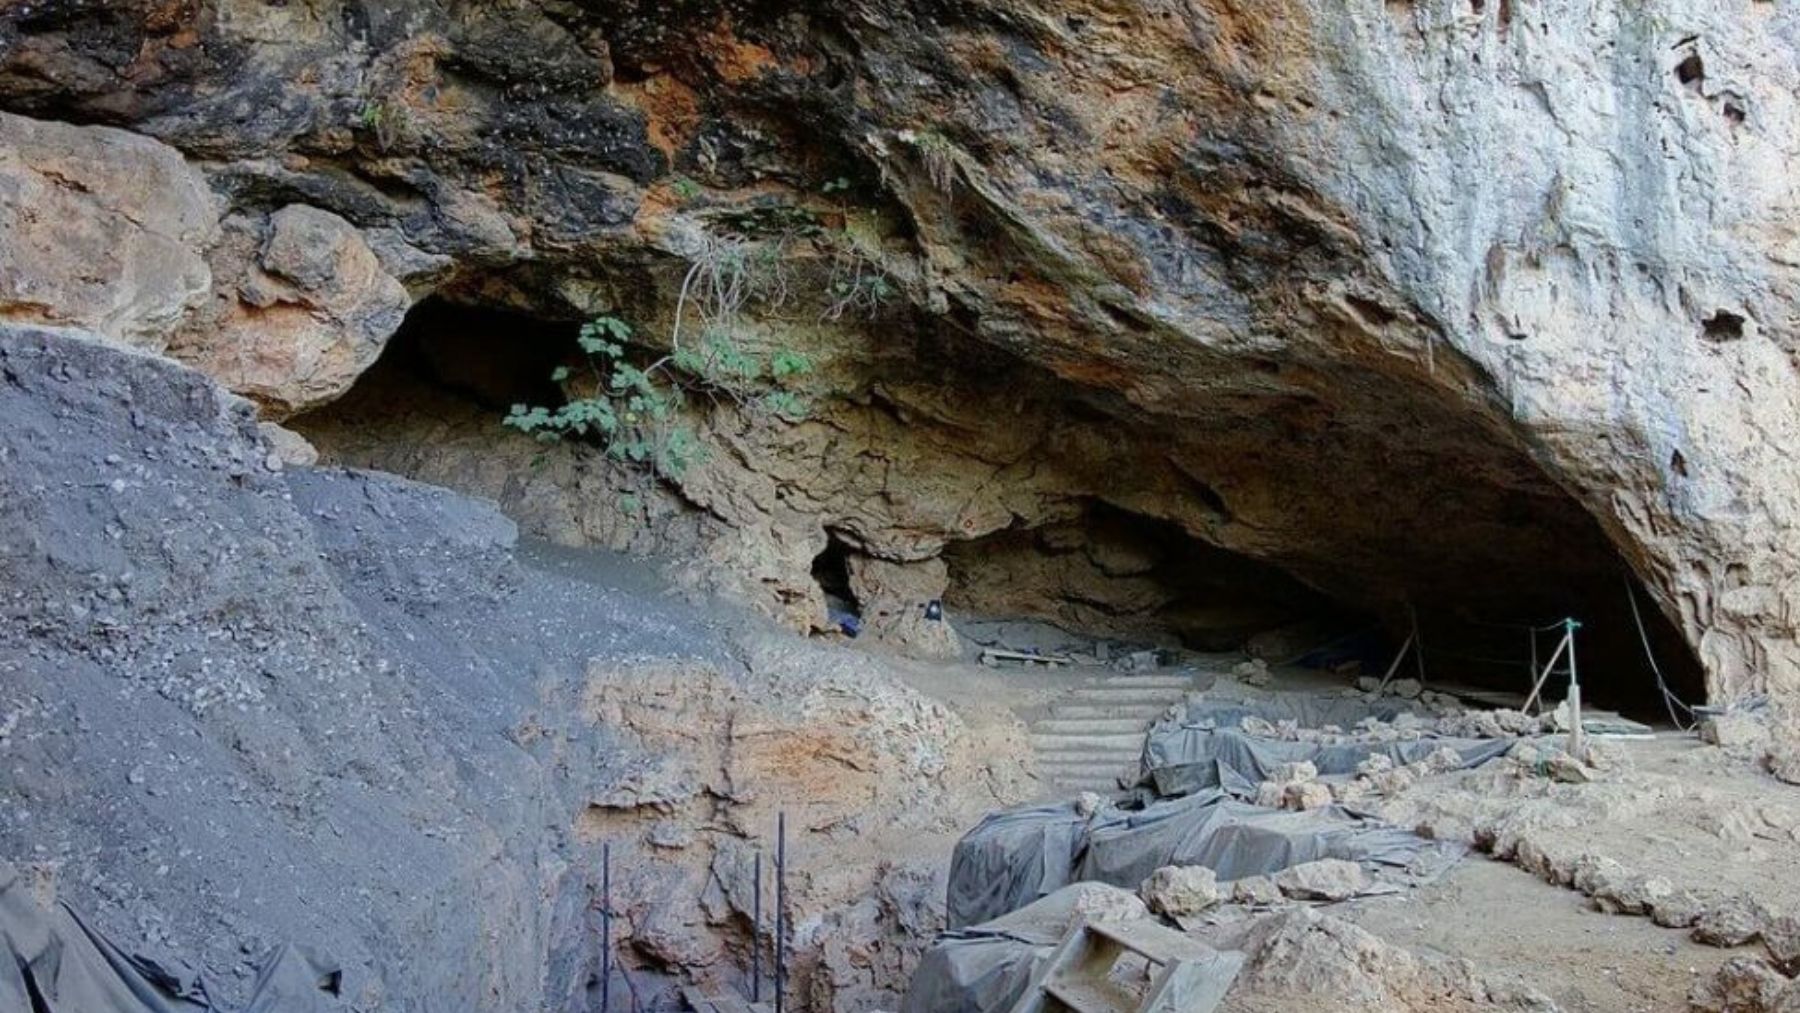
[1142,725,1514,797]
[945,800,1129,930]
[899,929,1043,1013]
[1139,691,1515,797]
[946,792,1462,927]
[1,864,342,1013]
[1074,789,1458,886]
[903,885,1128,1013]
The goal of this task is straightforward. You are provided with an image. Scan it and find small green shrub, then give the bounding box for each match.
[357,100,407,152]
[910,130,960,193]
[503,313,814,484]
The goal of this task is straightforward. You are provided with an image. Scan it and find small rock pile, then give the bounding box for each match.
[1690,954,1800,1013]
[1139,859,1370,919]
[1253,761,1333,810]
[1251,747,1468,809]
[1237,706,1546,746]
[1473,816,1800,958]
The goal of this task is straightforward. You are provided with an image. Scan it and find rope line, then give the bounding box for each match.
[1456,613,1572,634]
[1624,574,1694,730]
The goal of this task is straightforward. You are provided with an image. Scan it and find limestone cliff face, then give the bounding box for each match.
[2,2,1795,704]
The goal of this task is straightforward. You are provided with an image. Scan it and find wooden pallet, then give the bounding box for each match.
[1009,918,1243,1013]
[982,648,1074,668]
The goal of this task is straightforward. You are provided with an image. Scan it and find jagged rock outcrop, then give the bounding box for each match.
[2,2,1795,705]
[169,203,413,417]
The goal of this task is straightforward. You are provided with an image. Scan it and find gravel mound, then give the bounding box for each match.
[0,325,737,1009]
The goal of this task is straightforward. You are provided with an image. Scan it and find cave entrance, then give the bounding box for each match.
[341,294,582,413]
[812,534,860,624]
[938,500,1703,725]
[1397,574,1704,726]
[943,502,1366,658]
[295,293,1709,727]
[291,292,588,481]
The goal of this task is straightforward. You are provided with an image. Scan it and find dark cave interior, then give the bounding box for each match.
[300,294,1709,724]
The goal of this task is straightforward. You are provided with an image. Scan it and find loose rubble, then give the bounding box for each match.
[1274,860,1368,903]
[1141,865,1223,917]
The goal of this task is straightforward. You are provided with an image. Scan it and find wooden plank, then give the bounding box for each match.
[1087,917,1221,964]
[982,648,1073,667]
[1045,977,1139,1013]
[1141,951,1244,1013]
[1009,922,1098,1013]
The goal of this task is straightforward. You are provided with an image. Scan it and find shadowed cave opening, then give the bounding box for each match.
[812,534,860,620]
[936,499,1703,723]
[298,294,1709,724]
[942,502,1360,654]
[356,295,583,412]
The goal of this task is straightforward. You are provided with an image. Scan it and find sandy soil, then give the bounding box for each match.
[1346,856,1732,1012]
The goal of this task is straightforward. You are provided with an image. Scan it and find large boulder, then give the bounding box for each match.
[168,205,413,418]
[1140,865,1222,917]
[0,112,218,346]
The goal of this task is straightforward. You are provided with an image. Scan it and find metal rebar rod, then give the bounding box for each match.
[601,841,612,1013]
[775,812,787,1013]
[752,850,763,1003]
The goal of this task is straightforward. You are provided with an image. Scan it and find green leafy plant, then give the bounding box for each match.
[504,315,702,476]
[670,176,703,201]
[503,311,815,484]
[821,213,896,321]
[357,100,407,153]
[909,129,960,193]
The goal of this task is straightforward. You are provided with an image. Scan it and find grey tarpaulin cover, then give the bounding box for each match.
[1142,726,1514,797]
[946,792,1462,927]
[945,800,1128,930]
[1,864,342,1012]
[1075,789,1461,886]
[1141,693,1514,797]
[1168,693,1417,732]
[903,885,1143,1013]
[899,927,1043,1013]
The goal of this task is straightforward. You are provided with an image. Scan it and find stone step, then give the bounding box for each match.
[1042,764,1127,779]
[1096,675,1193,688]
[1039,767,1132,785]
[1063,688,1192,705]
[1029,733,1148,753]
[1038,753,1134,768]
[1031,750,1144,767]
[1032,717,1154,735]
[1049,780,1124,794]
[1048,703,1171,720]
